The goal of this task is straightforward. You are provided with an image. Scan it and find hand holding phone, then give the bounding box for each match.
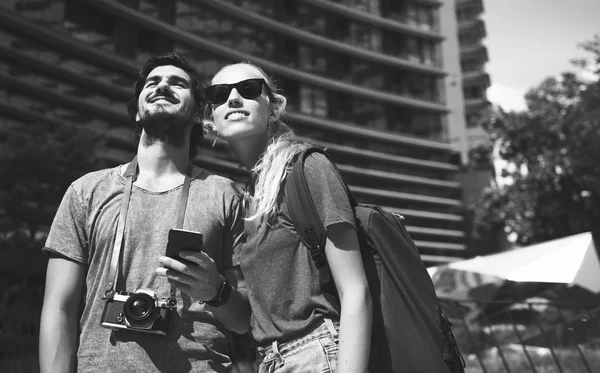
[165,228,203,262]
[158,229,225,302]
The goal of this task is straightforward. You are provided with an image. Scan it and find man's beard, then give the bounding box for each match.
[138,109,192,148]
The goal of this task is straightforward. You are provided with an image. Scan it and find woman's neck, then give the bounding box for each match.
[228,135,269,171]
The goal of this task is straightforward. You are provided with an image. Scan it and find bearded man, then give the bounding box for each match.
[39,53,250,373]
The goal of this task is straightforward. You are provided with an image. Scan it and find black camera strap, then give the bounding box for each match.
[105,157,192,296]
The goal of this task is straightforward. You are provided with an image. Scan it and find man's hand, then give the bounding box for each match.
[156,250,223,301]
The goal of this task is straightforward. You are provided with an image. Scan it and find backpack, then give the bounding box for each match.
[285,147,465,373]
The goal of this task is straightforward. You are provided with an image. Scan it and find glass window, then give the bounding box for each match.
[464,86,482,100]
[422,42,434,65]
[417,6,433,31]
[407,38,420,63]
[406,3,418,28]
[298,45,327,73]
[299,85,328,117]
[411,112,444,140]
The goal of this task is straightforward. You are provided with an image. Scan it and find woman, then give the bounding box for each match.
[203,62,372,373]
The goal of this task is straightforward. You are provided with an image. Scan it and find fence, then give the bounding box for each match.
[440,297,600,373]
[2,292,600,373]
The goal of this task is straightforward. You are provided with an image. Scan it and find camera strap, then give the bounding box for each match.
[105,156,192,296]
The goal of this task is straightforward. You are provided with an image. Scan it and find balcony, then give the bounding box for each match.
[462,70,491,87]
[196,0,446,76]
[413,0,443,7]
[460,43,489,62]
[458,18,486,39]
[83,0,449,113]
[299,0,444,41]
[464,97,491,112]
[456,0,484,15]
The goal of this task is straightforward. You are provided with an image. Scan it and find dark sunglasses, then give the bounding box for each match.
[204,78,272,105]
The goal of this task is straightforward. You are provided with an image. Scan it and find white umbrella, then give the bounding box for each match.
[431,232,600,294]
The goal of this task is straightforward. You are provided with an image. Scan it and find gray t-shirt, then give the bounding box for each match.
[238,153,355,344]
[43,165,244,373]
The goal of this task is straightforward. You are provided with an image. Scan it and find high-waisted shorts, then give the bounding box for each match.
[255,318,339,373]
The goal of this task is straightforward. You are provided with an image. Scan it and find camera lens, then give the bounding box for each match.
[130,298,150,317]
[123,293,156,328]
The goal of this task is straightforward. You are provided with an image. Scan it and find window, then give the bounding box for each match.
[422,42,435,65]
[298,45,326,73]
[299,85,327,117]
[464,86,482,100]
[407,38,420,63]
[407,75,436,101]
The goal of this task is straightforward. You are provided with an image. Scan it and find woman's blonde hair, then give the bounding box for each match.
[204,62,312,225]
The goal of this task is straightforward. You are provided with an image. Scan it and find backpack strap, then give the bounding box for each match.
[440,306,466,372]
[285,147,344,309]
[285,147,328,268]
[286,146,358,265]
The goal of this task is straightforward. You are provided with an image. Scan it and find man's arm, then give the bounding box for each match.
[39,256,85,373]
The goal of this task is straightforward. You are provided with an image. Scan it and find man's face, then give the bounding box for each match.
[136,65,197,146]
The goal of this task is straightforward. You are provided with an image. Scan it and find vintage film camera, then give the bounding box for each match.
[100,288,176,336]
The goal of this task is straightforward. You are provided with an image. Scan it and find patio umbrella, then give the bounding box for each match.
[430,232,600,294]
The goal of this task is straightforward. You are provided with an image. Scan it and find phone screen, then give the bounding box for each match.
[166,228,203,261]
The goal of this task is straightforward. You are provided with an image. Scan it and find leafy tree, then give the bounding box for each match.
[0,119,107,281]
[471,36,600,247]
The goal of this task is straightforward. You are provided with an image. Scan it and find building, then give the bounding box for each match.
[0,0,470,267]
[455,0,492,149]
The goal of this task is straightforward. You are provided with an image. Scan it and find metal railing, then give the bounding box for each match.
[440,298,600,373]
[5,288,598,373]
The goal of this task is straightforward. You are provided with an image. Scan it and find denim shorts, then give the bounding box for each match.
[255,318,340,373]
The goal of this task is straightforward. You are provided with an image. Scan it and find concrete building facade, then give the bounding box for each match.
[0,0,474,265]
[455,0,492,149]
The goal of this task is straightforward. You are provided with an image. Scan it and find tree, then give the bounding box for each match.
[471,35,600,247]
[0,119,107,281]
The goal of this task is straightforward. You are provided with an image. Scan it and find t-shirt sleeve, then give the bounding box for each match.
[304,153,356,232]
[42,184,88,264]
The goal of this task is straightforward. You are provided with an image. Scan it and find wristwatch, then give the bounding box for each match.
[203,279,234,307]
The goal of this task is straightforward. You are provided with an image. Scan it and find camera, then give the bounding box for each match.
[100,288,176,336]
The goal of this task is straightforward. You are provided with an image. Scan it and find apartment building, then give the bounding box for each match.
[0,0,471,266]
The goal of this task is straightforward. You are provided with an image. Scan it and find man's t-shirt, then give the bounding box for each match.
[43,165,244,373]
[238,153,356,345]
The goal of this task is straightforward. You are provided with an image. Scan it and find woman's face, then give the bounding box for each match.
[210,64,272,143]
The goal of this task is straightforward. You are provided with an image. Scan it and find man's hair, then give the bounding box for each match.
[127,52,206,158]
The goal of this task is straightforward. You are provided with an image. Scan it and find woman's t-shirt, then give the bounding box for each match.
[238,153,356,344]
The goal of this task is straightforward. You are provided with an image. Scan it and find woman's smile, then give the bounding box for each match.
[225,110,250,120]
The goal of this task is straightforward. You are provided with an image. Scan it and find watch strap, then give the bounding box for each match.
[203,279,233,307]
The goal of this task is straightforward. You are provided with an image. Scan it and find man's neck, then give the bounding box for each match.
[134,141,191,192]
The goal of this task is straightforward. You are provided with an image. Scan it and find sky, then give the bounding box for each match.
[482,0,600,112]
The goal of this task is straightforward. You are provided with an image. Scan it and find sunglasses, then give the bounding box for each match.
[204,78,272,105]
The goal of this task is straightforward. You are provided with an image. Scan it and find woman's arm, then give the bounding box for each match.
[325,223,372,373]
[157,254,251,334]
[206,266,251,334]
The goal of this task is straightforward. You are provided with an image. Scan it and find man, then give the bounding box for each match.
[39,53,250,372]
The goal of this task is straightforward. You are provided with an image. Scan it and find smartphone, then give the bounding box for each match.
[165,228,203,261]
